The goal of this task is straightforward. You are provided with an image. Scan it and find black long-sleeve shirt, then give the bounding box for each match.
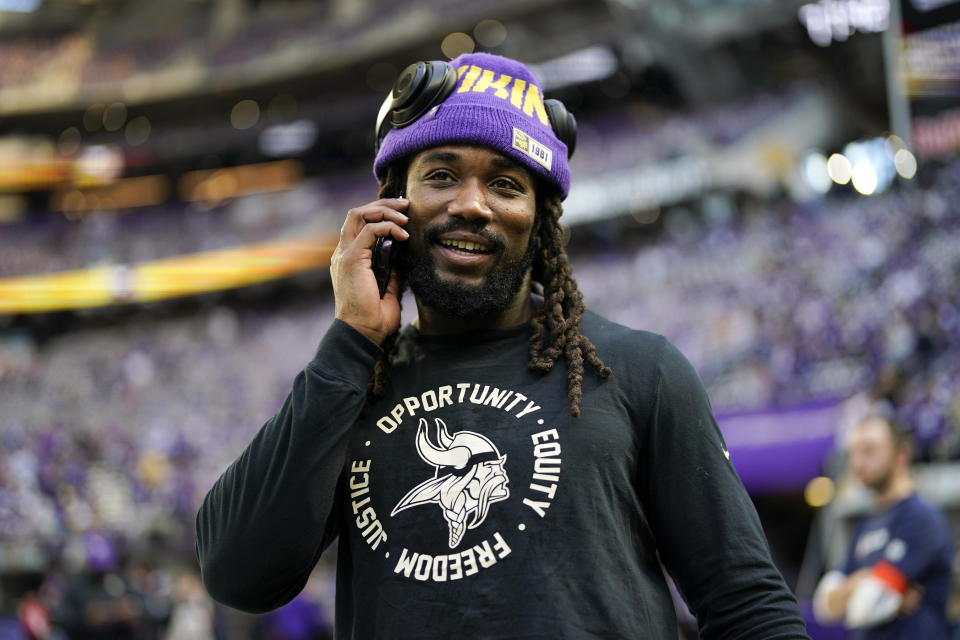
[196,311,811,639]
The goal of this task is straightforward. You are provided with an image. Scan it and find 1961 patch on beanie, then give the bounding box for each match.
[374,52,572,199]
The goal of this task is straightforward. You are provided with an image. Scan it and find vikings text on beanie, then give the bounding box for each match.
[374,52,571,199]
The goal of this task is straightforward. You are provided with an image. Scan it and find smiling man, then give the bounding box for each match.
[196,52,810,639]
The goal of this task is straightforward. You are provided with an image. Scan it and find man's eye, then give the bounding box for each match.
[492,178,522,191]
[426,170,455,182]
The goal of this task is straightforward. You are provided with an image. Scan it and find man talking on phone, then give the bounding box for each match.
[196,52,810,639]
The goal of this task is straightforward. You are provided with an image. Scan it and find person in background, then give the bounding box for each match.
[813,414,954,638]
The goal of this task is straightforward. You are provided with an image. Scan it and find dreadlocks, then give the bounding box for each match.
[526,190,611,416]
[367,162,611,417]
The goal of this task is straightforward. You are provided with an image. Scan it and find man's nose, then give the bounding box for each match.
[447,178,493,222]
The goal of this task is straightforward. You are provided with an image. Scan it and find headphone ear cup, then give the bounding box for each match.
[374,92,396,153]
[544,98,577,158]
[375,60,458,151]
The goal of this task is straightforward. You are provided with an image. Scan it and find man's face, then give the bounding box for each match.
[847,418,899,492]
[397,145,538,318]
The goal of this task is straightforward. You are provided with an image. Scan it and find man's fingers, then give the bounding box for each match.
[331,199,408,345]
[341,199,409,238]
[353,220,409,249]
[346,203,409,226]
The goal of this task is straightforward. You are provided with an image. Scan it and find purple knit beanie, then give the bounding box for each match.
[374,52,571,199]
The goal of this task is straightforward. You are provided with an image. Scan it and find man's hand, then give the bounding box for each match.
[825,568,871,618]
[330,197,409,345]
[813,568,871,622]
[900,583,923,616]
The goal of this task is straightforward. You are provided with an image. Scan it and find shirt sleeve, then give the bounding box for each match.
[637,337,810,640]
[883,503,949,582]
[195,319,382,613]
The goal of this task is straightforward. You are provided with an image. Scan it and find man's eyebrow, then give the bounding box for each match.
[420,150,460,165]
[418,150,524,173]
[489,155,525,173]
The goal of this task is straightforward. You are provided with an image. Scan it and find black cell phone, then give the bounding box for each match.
[372,236,393,298]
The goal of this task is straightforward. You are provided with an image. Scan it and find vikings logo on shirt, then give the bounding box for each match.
[391,418,510,549]
[350,382,562,583]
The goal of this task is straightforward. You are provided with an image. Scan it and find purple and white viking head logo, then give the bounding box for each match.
[391,418,510,549]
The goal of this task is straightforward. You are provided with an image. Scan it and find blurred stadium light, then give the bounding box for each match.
[798,0,889,47]
[0,0,40,11]
[529,45,619,91]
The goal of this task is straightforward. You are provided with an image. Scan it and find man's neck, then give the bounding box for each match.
[413,284,535,335]
[875,471,914,509]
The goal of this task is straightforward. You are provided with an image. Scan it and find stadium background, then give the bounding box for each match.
[0,0,958,637]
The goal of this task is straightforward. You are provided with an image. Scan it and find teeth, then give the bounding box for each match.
[440,239,489,252]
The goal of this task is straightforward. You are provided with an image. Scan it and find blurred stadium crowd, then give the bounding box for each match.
[0,182,342,279]
[583,160,960,454]
[0,1,405,93]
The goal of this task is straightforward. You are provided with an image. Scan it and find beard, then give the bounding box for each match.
[864,467,895,494]
[396,219,535,319]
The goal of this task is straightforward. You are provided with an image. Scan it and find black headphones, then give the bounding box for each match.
[374,59,577,158]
